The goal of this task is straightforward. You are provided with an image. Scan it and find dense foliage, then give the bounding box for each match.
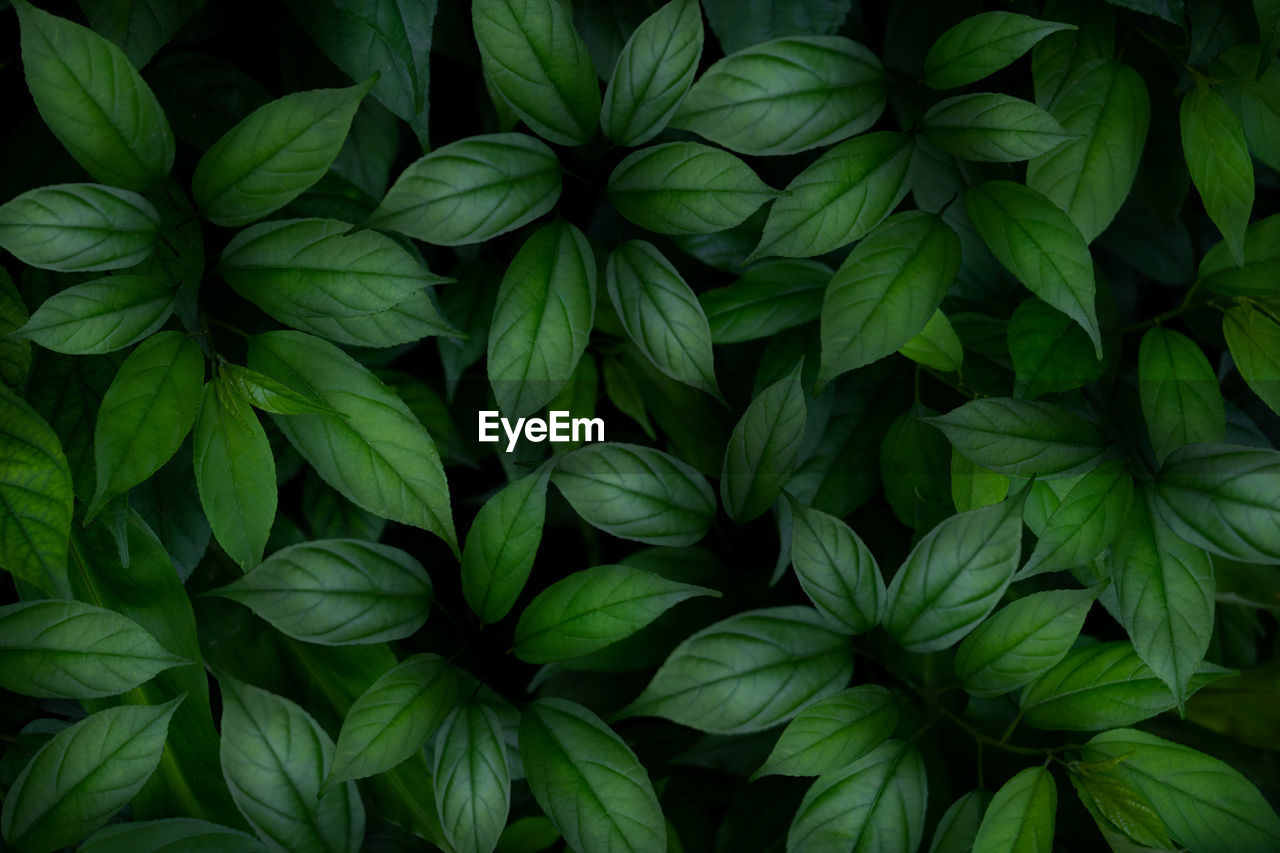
[1,0,1279,851]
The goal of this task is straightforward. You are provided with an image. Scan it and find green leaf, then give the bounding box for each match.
[700,0,851,54]
[1181,83,1254,265]
[1021,642,1229,730]
[89,331,203,519]
[1223,303,1280,416]
[881,403,954,531]
[927,398,1108,478]
[551,442,716,546]
[433,702,510,853]
[921,93,1077,162]
[966,181,1101,355]
[193,380,276,570]
[722,360,806,522]
[0,699,181,853]
[953,587,1096,697]
[1021,459,1133,577]
[700,260,830,343]
[606,240,719,396]
[619,606,854,734]
[973,766,1056,853]
[929,790,992,853]
[192,81,371,227]
[819,211,961,383]
[247,330,457,553]
[472,0,600,145]
[753,131,914,260]
[14,0,174,189]
[671,35,885,156]
[1138,327,1225,464]
[78,0,196,68]
[787,497,885,634]
[950,449,1010,513]
[1197,213,1280,297]
[884,492,1026,653]
[1026,59,1150,242]
[0,599,185,699]
[0,269,31,390]
[1107,0,1184,24]
[925,12,1075,90]
[218,677,363,853]
[1082,729,1280,851]
[601,0,704,146]
[1109,490,1215,704]
[606,142,776,235]
[488,220,595,418]
[1071,766,1172,850]
[1152,443,1280,563]
[365,133,561,246]
[79,818,268,853]
[753,685,898,779]
[786,740,928,853]
[1258,0,1280,74]
[0,388,73,597]
[208,539,432,645]
[219,364,343,418]
[461,462,553,625]
[1008,297,1104,398]
[326,654,459,792]
[0,183,160,272]
[514,564,718,663]
[17,275,173,355]
[897,309,963,372]
[1214,44,1280,171]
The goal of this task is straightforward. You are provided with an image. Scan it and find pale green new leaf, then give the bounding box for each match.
[607,143,777,235]
[18,275,172,355]
[208,539,432,645]
[1070,768,1172,851]
[1138,327,1225,464]
[787,497,885,634]
[601,0,704,146]
[1021,459,1133,577]
[700,260,830,343]
[897,309,963,372]
[921,93,1077,162]
[927,398,1108,478]
[619,606,854,734]
[671,35,885,156]
[462,462,553,624]
[754,685,898,779]
[1181,84,1254,265]
[925,12,1075,89]
[433,703,510,853]
[79,818,268,853]
[972,767,1056,853]
[722,361,806,522]
[0,183,160,272]
[1197,213,1280,297]
[220,364,343,418]
[1223,303,1280,416]
[514,564,718,663]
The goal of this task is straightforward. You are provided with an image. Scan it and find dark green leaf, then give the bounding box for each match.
[1008,297,1104,398]
[1181,83,1254,265]
[1223,303,1280,416]
[0,183,160,272]
[1214,44,1280,171]
[461,462,553,624]
[701,0,850,54]
[700,259,829,343]
[0,269,31,389]
[601,0,704,146]
[722,360,806,522]
[921,93,1077,162]
[753,685,898,779]
[927,398,1108,477]
[79,819,268,853]
[1138,327,1225,464]
[929,790,991,853]
[433,702,510,853]
[972,766,1056,853]
[1197,213,1280,297]
[78,0,197,69]
[925,12,1075,90]
[787,497,884,634]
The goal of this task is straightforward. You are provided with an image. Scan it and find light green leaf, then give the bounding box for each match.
[433,702,510,853]
[192,81,371,227]
[365,133,561,245]
[247,330,457,553]
[1139,327,1225,464]
[927,398,1108,478]
[462,462,554,624]
[0,388,73,597]
[1026,59,1150,242]
[1008,297,1104,398]
[1181,83,1254,265]
[753,131,914,260]
[0,599,185,699]
[14,0,173,189]
[1070,766,1172,851]
[786,740,927,853]
[922,93,1077,162]
[607,143,776,235]
[897,309,963,372]
[787,497,884,634]
[1082,729,1280,851]
[326,654,459,792]
[1152,443,1280,563]
[950,449,1010,513]
[884,492,1026,653]
[606,240,719,396]
[966,181,1101,355]
[722,360,806,522]
[1021,642,1229,730]
[953,587,1096,697]
[925,12,1075,89]
[700,0,851,54]
[1021,459,1132,577]
[17,275,172,355]
[973,766,1056,853]
[0,183,160,272]
[1197,213,1280,297]
[671,35,885,156]
[521,698,665,853]
[89,331,203,519]
[219,364,343,418]
[79,818,268,853]
[601,0,704,146]
[208,539,432,645]
[753,685,898,779]
[819,211,960,383]
[218,677,363,853]
[514,564,718,663]
[472,0,600,145]
[929,790,992,853]
[619,606,854,734]
[1223,303,1280,416]
[700,260,829,343]
[193,379,276,570]
[551,442,716,546]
